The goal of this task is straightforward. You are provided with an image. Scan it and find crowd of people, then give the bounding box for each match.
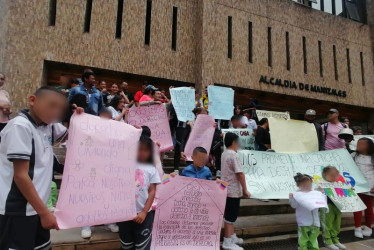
[0,68,373,250]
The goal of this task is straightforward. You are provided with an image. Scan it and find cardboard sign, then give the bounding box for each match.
[293,191,328,211]
[151,175,227,250]
[127,104,173,152]
[207,86,234,120]
[268,117,319,153]
[239,149,370,199]
[55,113,141,229]
[170,87,196,122]
[222,129,255,150]
[256,110,290,120]
[184,115,215,161]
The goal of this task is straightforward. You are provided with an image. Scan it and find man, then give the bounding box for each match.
[255,118,271,151]
[322,109,347,150]
[134,81,148,107]
[68,71,104,116]
[304,109,324,151]
[121,82,134,106]
[242,110,257,135]
[97,80,107,94]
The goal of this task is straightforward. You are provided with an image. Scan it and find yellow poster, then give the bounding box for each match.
[268,117,318,153]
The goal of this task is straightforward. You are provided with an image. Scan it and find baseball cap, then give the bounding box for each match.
[305,109,316,116]
[328,108,339,114]
[145,85,158,91]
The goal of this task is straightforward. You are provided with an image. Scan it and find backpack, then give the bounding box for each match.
[323,122,347,140]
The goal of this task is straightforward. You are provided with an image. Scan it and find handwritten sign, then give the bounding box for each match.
[184,115,215,161]
[151,175,227,250]
[207,86,234,120]
[170,87,196,122]
[127,104,173,152]
[293,191,327,211]
[319,182,366,212]
[222,129,255,150]
[239,149,370,199]
[268,117,319,153]
[256,110,290,120]
[349,135,374,151]
[55,113,141,229]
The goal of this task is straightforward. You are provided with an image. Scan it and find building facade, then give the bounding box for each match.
[0,0,374,128]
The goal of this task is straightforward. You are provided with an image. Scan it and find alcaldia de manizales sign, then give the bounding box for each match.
[259,75,347,98]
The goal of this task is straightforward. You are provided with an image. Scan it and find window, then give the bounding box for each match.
[286,31,290,71]
[49,0,57,26]
[333,45,338,81]
[144,0,152,45]
[360,52,365,86]
[228,16,232,59]
[171,6,178,51]
[267,27,272,67]
[302,36,307,74]
[248,21,253,63]
[318,41,323,77]
[346,48,352,83]
[115,0,124,39]
[84,0,93,33]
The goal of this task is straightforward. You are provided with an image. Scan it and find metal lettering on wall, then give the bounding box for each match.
[259,75,347,98]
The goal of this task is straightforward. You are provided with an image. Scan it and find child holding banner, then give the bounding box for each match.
[118,136,161,250]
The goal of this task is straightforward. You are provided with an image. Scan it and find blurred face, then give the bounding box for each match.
[154,91,162,101]
[117,98,125,110]
[111,84,119,94]
[354,130,362,135]
[197,109,208,116]
[343,118,350,126]
[305,115,315,123]
[100,81,107,90]
[231,119,241,129]
[99,111,112,119]
[356,140,369,155]
[0,74,5,87]
[137,143,151,163]
[122,82,128,91]
[85,75,96,86]
[29,91,68,124]
[298,179,312,191]
[231,139,239,151]
[323,168,340,183]
[192,151,208,168]
[327,112,338,121]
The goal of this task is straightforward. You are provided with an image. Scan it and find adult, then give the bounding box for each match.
[107,95,127,122]
[139,85,157,103]
[242,110,257,134]
[352,126,363,135]
[0,72,11,131]
[159,89,170,103]
[304,109,324,151]
[255,118,271,151]
[98,80,107,94]
[134,81,148,107]
[68,71,104,116]
[341,116,350,128]
[322,109,347,150]
[121,82,134,106]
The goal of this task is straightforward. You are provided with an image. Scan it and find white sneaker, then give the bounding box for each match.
[81,228,92,239]
[362,226,373,237]
[334,242,346,249]
[354,227,364,238]
[325,244,339,250]
[222,238,243,250]
[107,223,119,233]
[231,234,244,244]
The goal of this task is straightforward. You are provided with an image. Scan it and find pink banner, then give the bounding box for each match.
[151,175,227,250]
[55,113,141,229]
[184,115,215,161]
[127,104,174,152]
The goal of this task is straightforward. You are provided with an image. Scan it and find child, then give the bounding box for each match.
[352,138,374,238]
[320,166,346,250]
[118,136,161,250]
[221,133,251,250]
[290,173,325,250]
[0,87,69,249]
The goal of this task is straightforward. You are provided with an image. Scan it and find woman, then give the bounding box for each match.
[0,73,11,131]
[255,118,271,151]
[104,83,120,105]
[107,95,127,122]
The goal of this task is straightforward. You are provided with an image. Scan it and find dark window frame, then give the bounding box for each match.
[302,36,307,74]
[248,21,253,63]
[48,0,57,26]
[228,16,232,59]
[171,6,178,51]
[286,31,290,71]
[84,0,93,33]
[267,27,272,67]
[115,0,124,39]
[144,0,152,45]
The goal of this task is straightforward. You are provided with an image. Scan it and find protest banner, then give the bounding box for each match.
[207,86,234,120]
[184,115,215,161]
[222,129,255,150]
[151,175,227,250]
[293,191,328,211]
[349,135,374,151]
[127,104,173,152]
[319,182,366,212]
[239,149,370,199]
[55,113,141,229]
[256,110,290,120]
[170,87,196,122]
[268,117,318,153]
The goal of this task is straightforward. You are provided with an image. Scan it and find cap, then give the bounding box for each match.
[145,85,158,91]
[338,128,354,140]
[328,108,339,114]
[305,109,316,116]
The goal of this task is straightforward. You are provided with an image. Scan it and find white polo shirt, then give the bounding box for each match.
[0,110,67,216]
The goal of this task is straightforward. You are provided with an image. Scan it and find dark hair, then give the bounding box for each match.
[224,132,239,148]
[258,118,268,126]
[351,126,362,133]
[111,83,119,88]
[82,71,95,82]
[143,88,155,95]
[341,116,349,122]
[193,147,207,155]
[293,173,312,185]
[108,95,124,110]
[243,110,251,117]
[139,136,154,164]
[99,108,112,116]
[98,80,106,84]
[356,137,374,156]
[141,126,152,137]
[322,166,339,177]
[70,93,88,108]
[34,86,66,97]
[142,81,148,86]
[231,115,242,122]
[193,107,205,116]
[70,78,80,86]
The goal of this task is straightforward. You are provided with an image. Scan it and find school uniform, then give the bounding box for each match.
[0,110,67,250]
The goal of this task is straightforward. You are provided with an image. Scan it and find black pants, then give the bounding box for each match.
[118,211,155,250]
[174,126,190,171]
[211,144,222,171]
[0,214,51,250]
